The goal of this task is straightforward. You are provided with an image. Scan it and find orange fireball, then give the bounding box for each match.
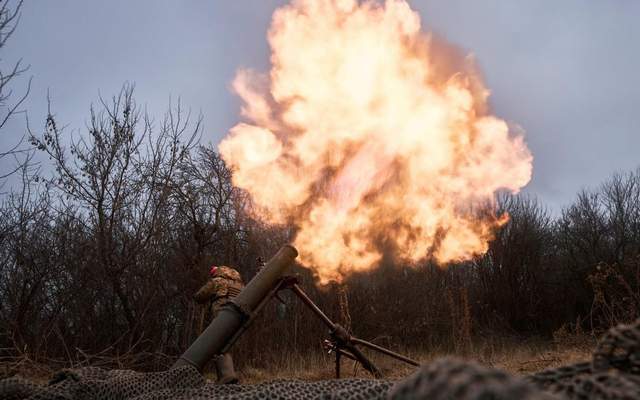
[219,0,533,284]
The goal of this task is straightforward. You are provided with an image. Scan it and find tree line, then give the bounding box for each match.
[1,85,639,373]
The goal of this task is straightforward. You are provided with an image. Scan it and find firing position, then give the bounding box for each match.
[194,265,245,384]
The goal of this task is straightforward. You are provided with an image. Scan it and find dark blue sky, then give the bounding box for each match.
[2,0,639,211]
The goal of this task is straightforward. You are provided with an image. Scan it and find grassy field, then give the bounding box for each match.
[2,332,595,384]
[235,333,596,383]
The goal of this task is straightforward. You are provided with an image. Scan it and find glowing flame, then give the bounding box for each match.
[219,0,533,283]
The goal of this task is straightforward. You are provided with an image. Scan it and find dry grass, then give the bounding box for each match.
[234,333,596,383]
[3,333,595,385]
[0,355,56,383]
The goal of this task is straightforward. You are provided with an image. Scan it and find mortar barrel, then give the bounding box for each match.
[173,244,298,371]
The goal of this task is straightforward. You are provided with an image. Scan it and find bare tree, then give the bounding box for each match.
[0,0,31,182]
[2,77,640,369]
[28,85,201,352]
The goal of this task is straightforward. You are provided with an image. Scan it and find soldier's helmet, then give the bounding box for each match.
[209,265,242,282]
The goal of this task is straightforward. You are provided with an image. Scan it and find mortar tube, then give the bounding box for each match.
[173,244,298,371]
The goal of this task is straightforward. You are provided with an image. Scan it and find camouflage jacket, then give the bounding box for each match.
[193,266,244,305]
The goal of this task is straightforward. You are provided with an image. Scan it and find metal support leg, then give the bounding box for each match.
[287,282,382,378]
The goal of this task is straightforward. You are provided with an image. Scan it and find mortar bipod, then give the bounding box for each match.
[211,274,420,378]
[278,275,420,379]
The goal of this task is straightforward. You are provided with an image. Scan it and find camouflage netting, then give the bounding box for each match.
[3,319,640,400]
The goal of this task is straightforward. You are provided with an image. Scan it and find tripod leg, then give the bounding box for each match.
[342,341,382,378]
[289,283,382,378]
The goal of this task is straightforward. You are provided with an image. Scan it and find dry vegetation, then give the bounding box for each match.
[196,332,596,383]
[1,2,640,383]
[3,331,594,383]
[1,84,639,382]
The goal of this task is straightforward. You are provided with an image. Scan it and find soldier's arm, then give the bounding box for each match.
[193,278,222,303]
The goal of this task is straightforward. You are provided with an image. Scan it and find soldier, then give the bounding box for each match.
[194,264,245,384]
